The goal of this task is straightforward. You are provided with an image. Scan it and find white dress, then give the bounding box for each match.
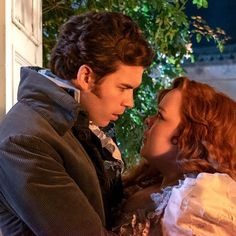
[161,173,236,236]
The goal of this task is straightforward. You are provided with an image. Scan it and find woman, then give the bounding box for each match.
[114,77,236,235]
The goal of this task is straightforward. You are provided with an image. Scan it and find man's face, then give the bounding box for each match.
[80,64,144,127]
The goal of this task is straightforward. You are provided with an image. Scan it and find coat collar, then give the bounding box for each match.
[18,67,88,136]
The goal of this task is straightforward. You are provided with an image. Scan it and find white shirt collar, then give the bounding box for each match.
[38,69,80,103]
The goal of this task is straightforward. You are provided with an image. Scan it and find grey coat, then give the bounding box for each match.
[0,67,119,235]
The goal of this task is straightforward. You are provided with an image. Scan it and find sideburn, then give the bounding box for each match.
[90,76,105,98]
[90,83,103,98]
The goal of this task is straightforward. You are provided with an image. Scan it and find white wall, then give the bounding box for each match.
[184,61,236,101]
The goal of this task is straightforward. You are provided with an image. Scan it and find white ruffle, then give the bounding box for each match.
[162,173,236,236]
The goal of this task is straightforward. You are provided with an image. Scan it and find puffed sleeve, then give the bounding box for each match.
[162,173,236,236]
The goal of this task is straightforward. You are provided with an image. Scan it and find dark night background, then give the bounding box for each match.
[186,0,236,48]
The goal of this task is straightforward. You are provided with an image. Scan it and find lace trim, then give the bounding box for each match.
[151,173,198,220]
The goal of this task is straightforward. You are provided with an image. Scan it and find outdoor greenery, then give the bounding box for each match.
[42,0,228,168]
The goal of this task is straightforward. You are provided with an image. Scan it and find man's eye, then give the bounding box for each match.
[119,87,126,91]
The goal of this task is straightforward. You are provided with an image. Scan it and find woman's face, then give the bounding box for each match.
[140,89,182,164]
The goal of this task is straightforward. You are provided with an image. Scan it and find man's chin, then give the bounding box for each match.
[92,120,110,128]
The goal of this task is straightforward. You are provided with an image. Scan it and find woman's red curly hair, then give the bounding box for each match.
[161,77,236,180]
[124,77,236,186]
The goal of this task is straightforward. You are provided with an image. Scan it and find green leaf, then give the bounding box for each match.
[217,42,224,53]
[196,33,202,43]
[192,0,208,9]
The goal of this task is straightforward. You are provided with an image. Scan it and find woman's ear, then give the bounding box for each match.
[73,65,95,91]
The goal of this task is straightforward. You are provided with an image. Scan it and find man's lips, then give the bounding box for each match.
[112,114,119,120]
[112,111,124,117]
[111,110,125,121]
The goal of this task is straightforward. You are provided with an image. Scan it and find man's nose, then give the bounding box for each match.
[122,91,134,108]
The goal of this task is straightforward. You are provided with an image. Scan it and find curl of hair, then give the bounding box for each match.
[160,77,236,180]
[50,12,154,81]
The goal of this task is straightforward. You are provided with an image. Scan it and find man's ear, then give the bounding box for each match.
[73,65,95,91]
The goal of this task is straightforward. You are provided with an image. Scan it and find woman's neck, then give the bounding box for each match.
[160,172,183,189]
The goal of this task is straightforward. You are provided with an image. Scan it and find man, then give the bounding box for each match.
[0,12,153,235]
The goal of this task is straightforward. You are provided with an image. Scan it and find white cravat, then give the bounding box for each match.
[89,122,122,161]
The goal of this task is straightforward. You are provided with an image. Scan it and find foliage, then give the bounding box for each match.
[42,0,228,168]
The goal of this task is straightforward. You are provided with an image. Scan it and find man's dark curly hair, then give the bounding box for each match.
[50,11,154,81]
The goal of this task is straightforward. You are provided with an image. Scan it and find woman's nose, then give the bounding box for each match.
[145,115,155,128]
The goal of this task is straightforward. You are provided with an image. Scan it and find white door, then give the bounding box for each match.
[0,0,42,120]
